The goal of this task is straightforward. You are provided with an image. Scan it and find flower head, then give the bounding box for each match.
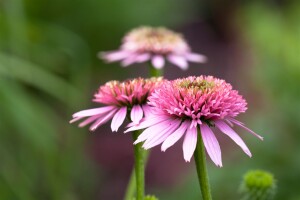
[71,77,164,132]
[126,76,263,166]
[100,26,206,70]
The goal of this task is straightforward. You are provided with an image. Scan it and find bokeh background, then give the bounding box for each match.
[1,0,300,199]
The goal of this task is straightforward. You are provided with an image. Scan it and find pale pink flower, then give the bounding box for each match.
[71,77,164,132]
[100,26,207,70]
[126,76,263,166]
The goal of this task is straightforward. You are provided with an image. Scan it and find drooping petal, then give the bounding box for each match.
[111,107,127,132]
[89,109,118,131]
[200,124,222,167]
[136,53,151,63]
[130,105,144,124]
[185,53,207,63]
[72,106,115,118]
[134,119,174,144]
[142,104,153,118]
[228,118,264,140]
[99,50,129,62]
[215,120,252,157]
[79,114,104,127]
[121,55,139,67]
[143,119,181,149]
[167,54,188,70]
[125,114,169,133]
[161,121,190,151]
[152,55,165,69]
[182,125,198,162]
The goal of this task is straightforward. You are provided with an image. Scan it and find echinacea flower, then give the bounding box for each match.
[126,76,263,167]
[71,77,164,132]
[100,26,207,70]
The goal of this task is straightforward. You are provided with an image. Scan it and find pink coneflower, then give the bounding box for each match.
[100,26,207,70]
[71,77,164,132]
[126,76,263,167]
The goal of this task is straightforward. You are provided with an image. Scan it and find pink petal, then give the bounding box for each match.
[134,119,174,144]
[121,55,138,67]
[136,53,150,63]
[167,54,188,70]
[130,105,144,124]
[79,114,104,127]
[161,121,190,151]
[200,124,222,167]
[142,104,153,118]
[151,55,165,69]
[182,125,198,162]
[125,115,169,133]
[69,117,84,123]
[143,119,181,149]
[99,50,129,62]
[111,107,127,132]
[89,109,118,131]
[185,53,207,63]
[215,120,251,157]
[73,106,115,118]
[228,118,264,140]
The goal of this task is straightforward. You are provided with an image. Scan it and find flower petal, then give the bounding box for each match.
[136,53,151,63]
[215,120,252,157]
[152,55,165,69]
[142,104,153,118]
[89,109,118,131]
[182,125,198,162]
[111,107,127,132]
[228,118,264,140]
[121,55,139,67]
[143,119,181,149]
[134,119,174,144]
[99,50,129,62]
[79,114,103,127]
[161,121,190,151]
[200,124,222,167]
[72,106,115,118]
[130,105,144,124]
[185,53,207,63]
[167,54,188,70]
[125,115,169,133]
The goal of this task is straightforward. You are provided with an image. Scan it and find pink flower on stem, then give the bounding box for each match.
[100,26,207,70]
[126,76,263,167]
[71,77,164,132]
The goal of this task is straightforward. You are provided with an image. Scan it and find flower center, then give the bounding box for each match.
[123,27,189,54]
[179,80,215,92]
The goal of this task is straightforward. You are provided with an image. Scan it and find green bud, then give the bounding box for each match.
[240,170,276,200]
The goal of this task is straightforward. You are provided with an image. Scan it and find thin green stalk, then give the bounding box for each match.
[194,127,212,200]
[149,65,163,77]
[124,151,149,200]
[124,168,136,200]
[132,131,146,200]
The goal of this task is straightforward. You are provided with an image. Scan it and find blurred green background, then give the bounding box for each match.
[0,0,299,199]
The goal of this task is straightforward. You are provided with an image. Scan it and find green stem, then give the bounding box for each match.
[149,65,163,77]
[132,131,146,200]
[124,168,136,200]
[194,127,212,200]
[124,150,150,200]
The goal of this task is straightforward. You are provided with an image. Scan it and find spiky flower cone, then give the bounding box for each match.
[240,170,276,200]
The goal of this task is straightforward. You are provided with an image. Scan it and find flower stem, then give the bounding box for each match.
[149,65,163,77]
[194,127,212,200]
[132,130,146,200]
[124,149,150,200]
[124,168,136,200]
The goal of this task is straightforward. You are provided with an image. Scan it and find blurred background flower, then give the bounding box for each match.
[0,0,299,199]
